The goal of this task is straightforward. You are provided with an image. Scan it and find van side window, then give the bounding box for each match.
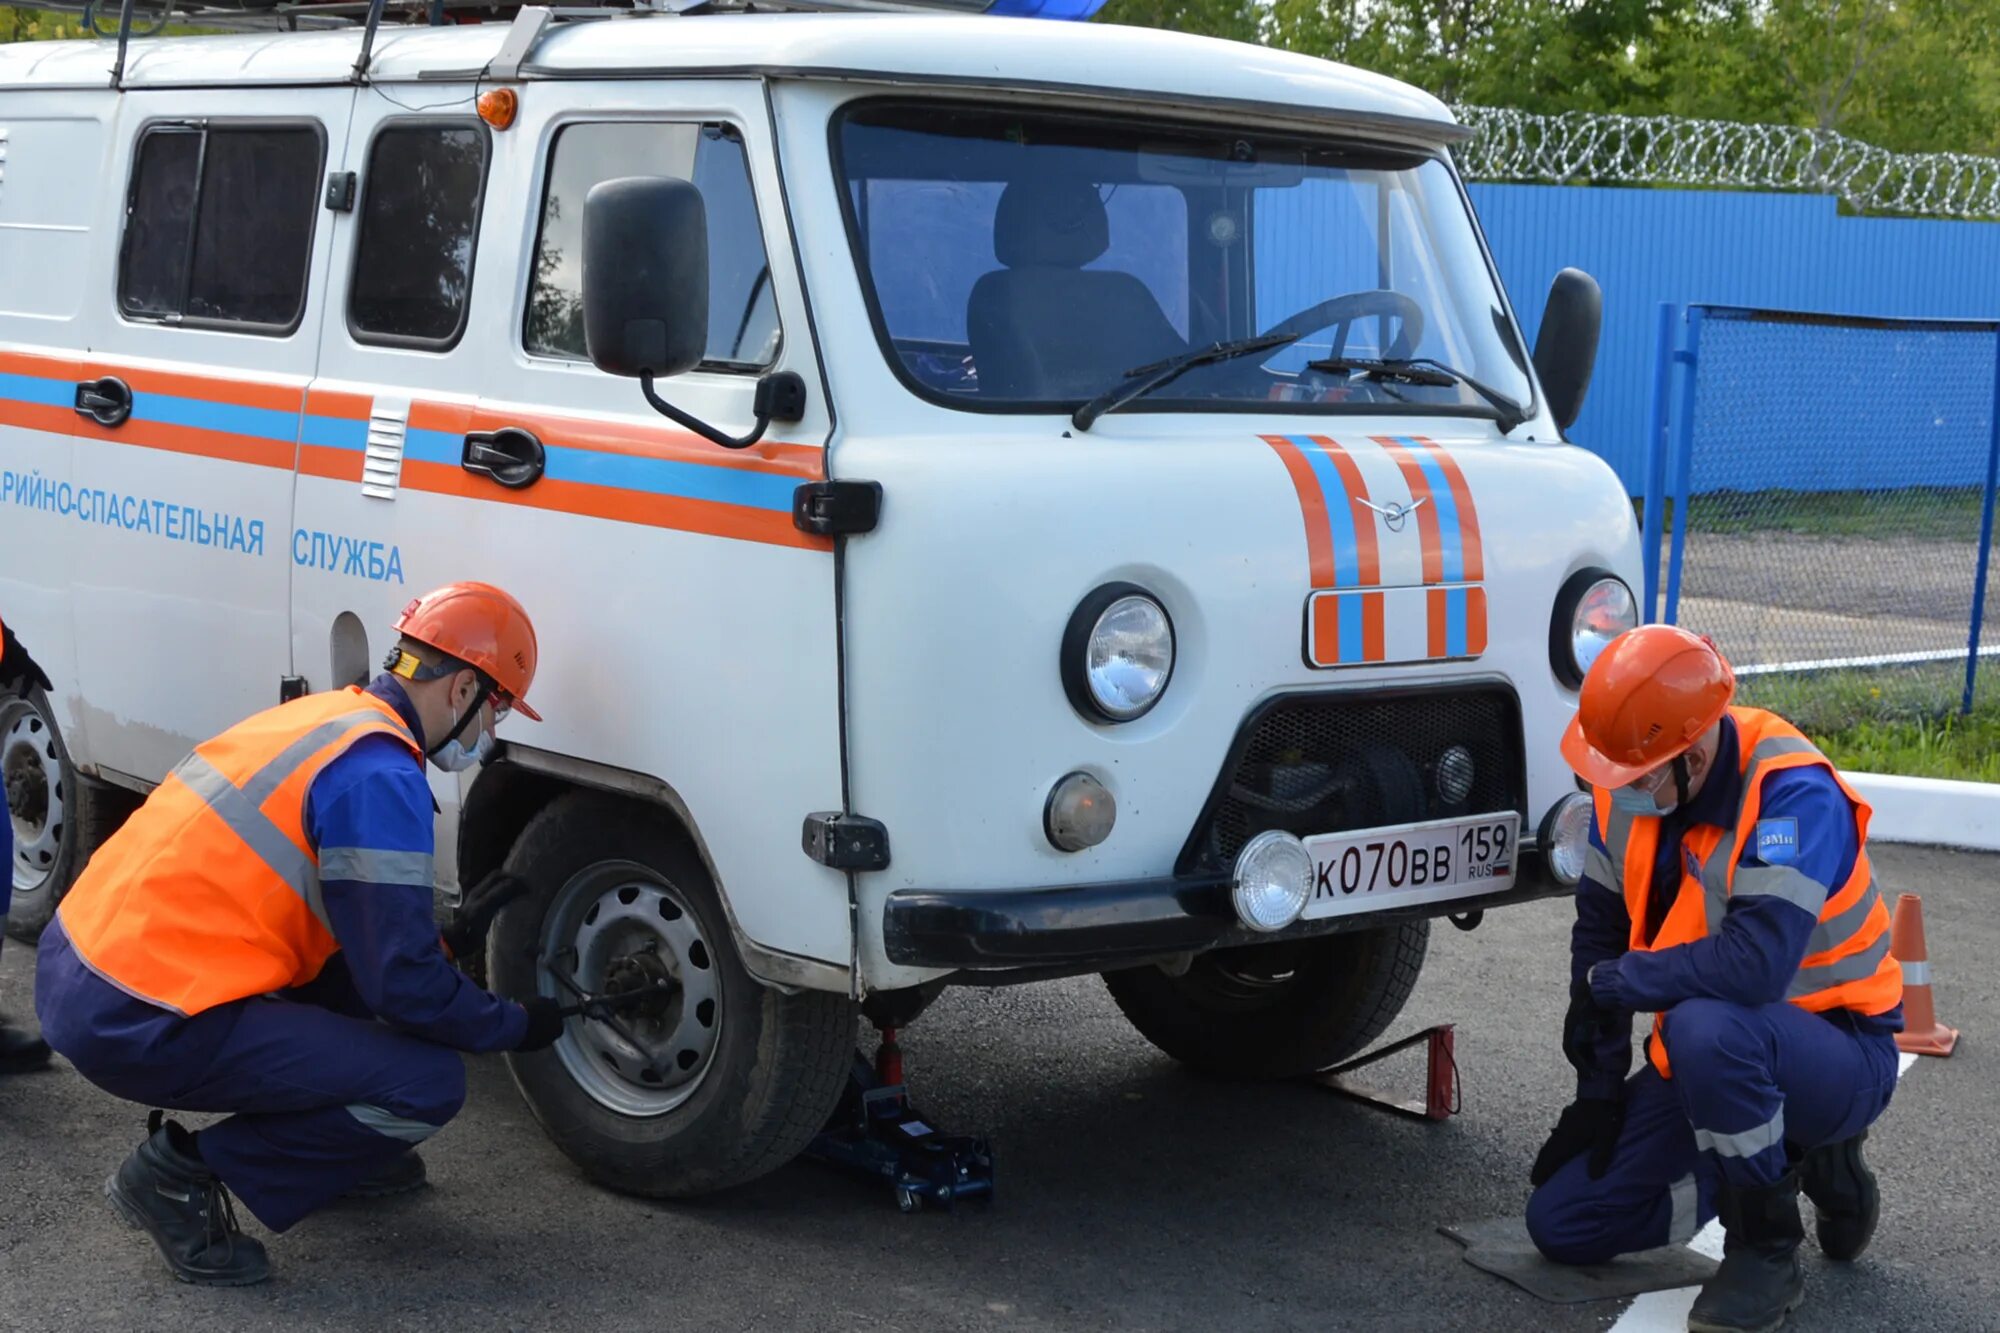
[117,122,324,333]
[349,122,490,349]
[524,121,780,370]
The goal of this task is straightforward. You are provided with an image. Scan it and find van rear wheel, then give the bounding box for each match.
[487,794,857,1197]
[1102,922,1428,1079]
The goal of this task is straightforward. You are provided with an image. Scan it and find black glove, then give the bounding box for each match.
[1561,975,1621,1076]
[440,871,530,960]
[516,997,567,1052]
[1530,1097,1625,1187]
[0,623,53,695]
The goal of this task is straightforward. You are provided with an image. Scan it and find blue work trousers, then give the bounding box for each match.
[1527,997,1900,1265]
[36,920,466,1232]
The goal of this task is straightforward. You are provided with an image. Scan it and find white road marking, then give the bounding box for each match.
[1605,1051,1920,1333]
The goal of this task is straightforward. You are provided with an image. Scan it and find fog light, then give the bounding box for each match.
[1045,771,1116,852]
[1231,830,1313,932]
[1542,791,1595,886]
[1436,745,1475,804]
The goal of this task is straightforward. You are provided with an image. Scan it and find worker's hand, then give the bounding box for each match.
[515,997,567,1052]
[0,623,53,696]
[1561,975,1622,1075]
[1530,1097,1625,1187]
[440,871,530,960]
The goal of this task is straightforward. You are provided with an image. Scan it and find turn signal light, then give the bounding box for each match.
[478,88,519,131]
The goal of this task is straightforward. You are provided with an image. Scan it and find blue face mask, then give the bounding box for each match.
[1609,783,1669,817]
[430,721,494,773]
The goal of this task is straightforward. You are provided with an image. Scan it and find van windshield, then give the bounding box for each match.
[835,102,1534,421]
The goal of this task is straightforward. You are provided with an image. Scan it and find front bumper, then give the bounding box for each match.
[882,841,1569,972]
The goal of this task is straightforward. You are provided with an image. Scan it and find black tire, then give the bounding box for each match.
[3,684,135,943]
[1103,922,1429,1079]
[487,793,857,1198]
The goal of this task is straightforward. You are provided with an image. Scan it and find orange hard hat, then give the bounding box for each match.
[1560,625,1733,788]
[393,582,542,721]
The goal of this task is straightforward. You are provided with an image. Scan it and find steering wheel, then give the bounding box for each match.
[1262,289,1424,362]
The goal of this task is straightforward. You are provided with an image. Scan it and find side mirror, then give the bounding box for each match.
[1532,267,1601,434]
[582,176,710,380]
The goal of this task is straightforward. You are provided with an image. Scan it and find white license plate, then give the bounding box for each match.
[1301,812,1520,921]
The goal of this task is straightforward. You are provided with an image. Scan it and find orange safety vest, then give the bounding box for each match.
[59,687,423,1017]
[1589,706,1902,1078]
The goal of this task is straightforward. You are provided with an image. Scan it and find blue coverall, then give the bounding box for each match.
[1526,715,1903,1264]
[36,675,526,1232]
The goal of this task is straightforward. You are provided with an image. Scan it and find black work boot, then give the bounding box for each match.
[1800,1129,1879,1262]
[104,1119,271,1286]
[1688,1172,1807,1333]
[341,1150,428,1199]
[0,1020,51,1073]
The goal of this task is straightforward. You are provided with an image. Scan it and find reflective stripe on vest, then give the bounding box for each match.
[57,688,422,1017]
[1590,707,1903,1078]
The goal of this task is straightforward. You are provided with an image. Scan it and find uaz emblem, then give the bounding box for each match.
[1358,496,1426,532]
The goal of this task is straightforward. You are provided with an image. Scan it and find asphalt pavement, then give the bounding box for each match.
[2,843,1992,1332]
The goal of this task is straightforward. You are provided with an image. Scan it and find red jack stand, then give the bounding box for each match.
[1308,1024,1459,1121]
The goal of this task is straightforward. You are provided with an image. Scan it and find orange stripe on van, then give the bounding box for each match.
[0,400,76,438]
[1411,436,1484,583]
[1259,434,1337,589]
[304,388,374,422]
[400,460,831,553]
[81,363,304,414]
[75,417,295,472]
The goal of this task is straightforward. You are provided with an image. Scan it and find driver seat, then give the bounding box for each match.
[966,180,1186,401]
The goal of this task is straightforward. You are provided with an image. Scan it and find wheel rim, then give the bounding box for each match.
[536,860,722,1118]
[1171,943,1312,1012]
[1,696,64,901]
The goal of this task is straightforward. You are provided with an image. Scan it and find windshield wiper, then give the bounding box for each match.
[1072,330,1302,432]
[1305,355,1529,433]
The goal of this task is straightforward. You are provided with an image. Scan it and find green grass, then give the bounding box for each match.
[1633,487,1989,543]
[1738,662,2000,781]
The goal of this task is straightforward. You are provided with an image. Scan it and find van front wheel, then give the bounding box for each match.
[487,794,857,1197]
[1102,922,1428,1079]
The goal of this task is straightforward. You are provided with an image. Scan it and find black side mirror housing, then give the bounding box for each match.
[1532,267,1602,434]
[582,176,710,380]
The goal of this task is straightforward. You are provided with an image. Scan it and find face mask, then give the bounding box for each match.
[1609,756,1692,818]
[428,687,494,773]
[1608,783,1665,817]
[430,724,494,773]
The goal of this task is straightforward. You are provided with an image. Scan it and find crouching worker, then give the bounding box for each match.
[35,582,565,1286]
[1525,626,1904,1333]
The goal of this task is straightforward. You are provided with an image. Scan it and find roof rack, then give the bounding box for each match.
[51,0,1067,88]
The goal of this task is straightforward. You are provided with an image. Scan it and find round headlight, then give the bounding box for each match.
[1551,570,1637,688]
[1541,791,1595,887]
[1062,584,1175,723]
[1045,771,1117,852]
[1231,830,1314,933]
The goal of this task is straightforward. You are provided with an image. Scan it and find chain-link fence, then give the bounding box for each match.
[1453,106,2000,222]
[1648,306,2000,732]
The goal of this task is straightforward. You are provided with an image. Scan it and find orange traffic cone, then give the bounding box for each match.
[1891,893,1958,1058]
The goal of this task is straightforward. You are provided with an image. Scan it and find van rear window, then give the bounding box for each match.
[118,122,324,333]
[348,121,490,349]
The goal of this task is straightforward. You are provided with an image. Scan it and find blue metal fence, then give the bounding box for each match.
[1642,304,2000,723]
[1468,184,2000,494]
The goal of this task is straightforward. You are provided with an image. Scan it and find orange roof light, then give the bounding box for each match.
[478,88,518,131]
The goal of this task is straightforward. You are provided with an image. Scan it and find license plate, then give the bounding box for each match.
[1301,811,1519,921]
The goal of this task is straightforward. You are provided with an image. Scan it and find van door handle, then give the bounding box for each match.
[461,427,545,490]
[74,376,134,428]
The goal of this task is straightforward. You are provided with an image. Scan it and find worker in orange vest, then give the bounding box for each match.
[35,583,566,1286]
[1,613,55,1073]
[1525,626,1903,1333]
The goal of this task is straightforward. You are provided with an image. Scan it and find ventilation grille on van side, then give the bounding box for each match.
[361,397,408,500]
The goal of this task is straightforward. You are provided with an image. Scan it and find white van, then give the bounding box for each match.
[0,2,1640,1197]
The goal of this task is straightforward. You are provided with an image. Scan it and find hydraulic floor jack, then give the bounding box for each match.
[803,1026,996,1213]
